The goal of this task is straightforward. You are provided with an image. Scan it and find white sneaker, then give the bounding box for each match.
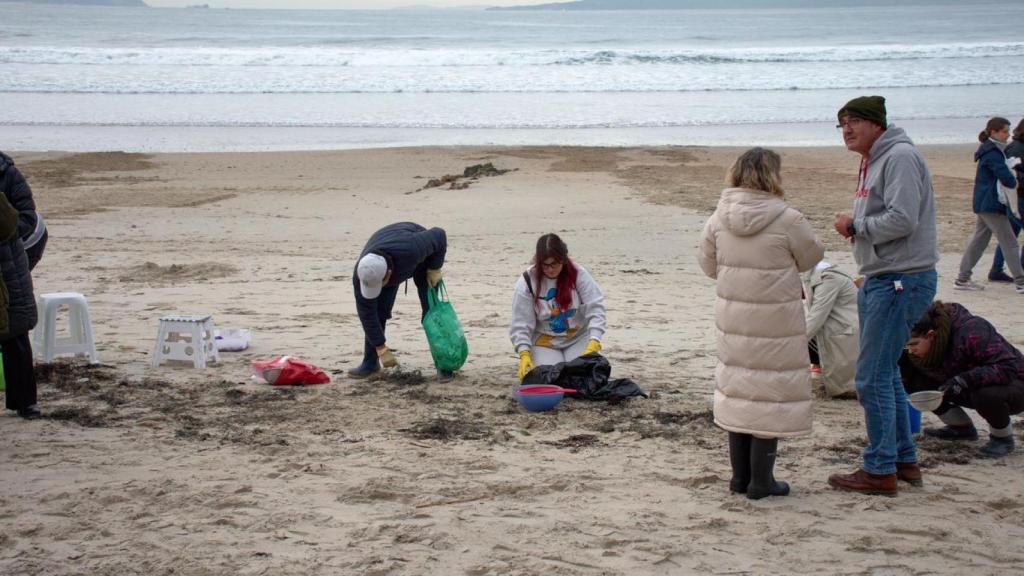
[954,279,985,291]
[1016,284,1024,294]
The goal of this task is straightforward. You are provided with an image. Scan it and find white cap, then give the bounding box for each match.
[357,253,388,299]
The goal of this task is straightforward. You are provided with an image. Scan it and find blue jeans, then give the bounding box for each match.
[991,210,1023,272]
[855,270,936,474]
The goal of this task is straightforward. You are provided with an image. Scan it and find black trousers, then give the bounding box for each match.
[935,380,1024,430]
[3,332,37,411]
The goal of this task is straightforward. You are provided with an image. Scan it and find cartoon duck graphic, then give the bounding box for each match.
[541,287,575,334]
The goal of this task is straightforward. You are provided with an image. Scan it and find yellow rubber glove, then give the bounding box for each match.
[376,345,398,368]
[517,350,534,381]
[582,339,602,356]
[426,268,443,288]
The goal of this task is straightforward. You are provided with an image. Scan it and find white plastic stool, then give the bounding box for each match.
[151,314,219,369]
[33,292,99,364]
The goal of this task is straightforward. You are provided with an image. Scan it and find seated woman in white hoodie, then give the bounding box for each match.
[510,233,606,380]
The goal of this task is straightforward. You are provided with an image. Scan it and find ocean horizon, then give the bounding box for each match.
[2,2,1022,151]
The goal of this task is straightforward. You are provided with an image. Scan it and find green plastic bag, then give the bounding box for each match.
[422,280,468,372]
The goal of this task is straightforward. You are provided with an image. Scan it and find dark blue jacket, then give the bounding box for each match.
[972,139,1018,214]
[353,222,446,346]
[0,154,37,339]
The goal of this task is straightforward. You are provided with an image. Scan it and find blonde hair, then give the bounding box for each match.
[727,147,784,197]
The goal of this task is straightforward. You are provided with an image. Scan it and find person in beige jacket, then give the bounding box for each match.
[697,147,825,500]
[803,261,859,398]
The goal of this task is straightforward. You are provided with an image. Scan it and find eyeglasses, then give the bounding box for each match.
[541,259,562,269]
[836,117,865,131]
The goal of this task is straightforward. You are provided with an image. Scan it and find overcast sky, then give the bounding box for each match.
[146,1,543,8]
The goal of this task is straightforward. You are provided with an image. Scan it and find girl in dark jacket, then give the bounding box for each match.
[901,301,1024,457]
[954,117,1022,292]
[989,119,1024,281]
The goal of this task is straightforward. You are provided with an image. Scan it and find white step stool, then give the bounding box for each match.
[152,314,219,369]
[33,292,99,364]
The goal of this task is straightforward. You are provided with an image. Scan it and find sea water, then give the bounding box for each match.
[2,2,1022,151]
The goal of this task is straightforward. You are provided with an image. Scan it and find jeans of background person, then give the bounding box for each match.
[3,333,37,411]
[991,211,1023,274]
[856,270,937,475]
[933,380,1024,431]
[532,336,589,366]
[958,213,1024,284]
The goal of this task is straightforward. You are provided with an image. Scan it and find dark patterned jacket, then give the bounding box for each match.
[900,303,1024,397]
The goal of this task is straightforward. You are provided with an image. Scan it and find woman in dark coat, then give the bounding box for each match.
[0,180,39,418]
[901,301,1024,457]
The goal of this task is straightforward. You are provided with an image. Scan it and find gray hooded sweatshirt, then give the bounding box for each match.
[850,126,939,277]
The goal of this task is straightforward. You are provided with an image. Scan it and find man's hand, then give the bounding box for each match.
[376,345,398,368]
[426,268,443,288]
[834,212,854,240]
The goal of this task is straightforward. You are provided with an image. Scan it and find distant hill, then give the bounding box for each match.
[489,0,963,10]
[0,0,148,6]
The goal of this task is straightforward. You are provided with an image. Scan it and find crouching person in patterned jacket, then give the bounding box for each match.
[901,301,1024,458]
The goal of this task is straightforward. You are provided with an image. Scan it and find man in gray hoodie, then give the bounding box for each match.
[827,96,939,496]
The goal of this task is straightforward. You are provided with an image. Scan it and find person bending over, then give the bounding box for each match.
[901,301,1024,457]
[349,222,449,380]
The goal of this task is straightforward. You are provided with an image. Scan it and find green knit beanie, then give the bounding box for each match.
[838,95,887,128]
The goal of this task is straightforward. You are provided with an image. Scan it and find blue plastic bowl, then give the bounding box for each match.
[513,385,565,412]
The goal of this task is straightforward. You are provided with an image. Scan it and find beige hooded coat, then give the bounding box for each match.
[697,188,825,438]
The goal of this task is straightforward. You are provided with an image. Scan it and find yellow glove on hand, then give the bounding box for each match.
[582,339,602,356]
[426,268,443,288]
[517,350,534,381]
[377,345,398,368]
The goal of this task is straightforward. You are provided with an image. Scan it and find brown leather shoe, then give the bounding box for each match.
[896,462,923,487]
[828,469,897,496]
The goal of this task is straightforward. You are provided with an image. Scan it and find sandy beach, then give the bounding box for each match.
[3,144,1024,575]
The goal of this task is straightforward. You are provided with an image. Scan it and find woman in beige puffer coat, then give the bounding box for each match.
[697,147,824,500]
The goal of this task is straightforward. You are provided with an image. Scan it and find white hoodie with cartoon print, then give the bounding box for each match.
[509,264,606,353]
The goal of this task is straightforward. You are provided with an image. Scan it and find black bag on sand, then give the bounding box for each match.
[522,353,647,401]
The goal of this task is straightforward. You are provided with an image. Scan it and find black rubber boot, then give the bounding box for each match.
[747,437,790,500]
[728,432,752,494]
[980,435,1014,457]
[347,339,380,379]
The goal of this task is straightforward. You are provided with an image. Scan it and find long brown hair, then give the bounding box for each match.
[532,233,577,312]
[1013,118,1024,141]
[726,147,784,197]
[979,117,1010,143]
